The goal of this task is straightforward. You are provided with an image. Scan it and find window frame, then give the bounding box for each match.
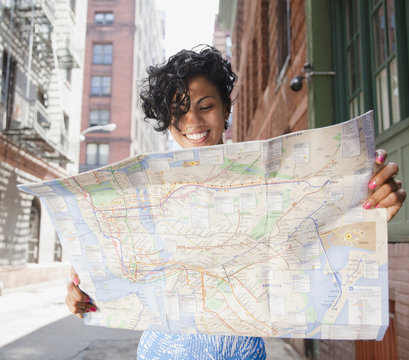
[94,12,114,25]
[332,0,409,132]
[86,143,109,166]
[90,75,111,96]
[276,0,291,83]
[89,109,110,127]
[92,43,113,65]
[331,0,409,242]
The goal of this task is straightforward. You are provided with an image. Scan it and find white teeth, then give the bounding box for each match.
[186,131,208,140]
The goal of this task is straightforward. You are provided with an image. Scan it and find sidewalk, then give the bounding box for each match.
[0,279,302,359]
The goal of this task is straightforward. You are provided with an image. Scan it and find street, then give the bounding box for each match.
[0,279,302,360]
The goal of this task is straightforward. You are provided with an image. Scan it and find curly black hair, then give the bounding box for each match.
[139,45,237,132]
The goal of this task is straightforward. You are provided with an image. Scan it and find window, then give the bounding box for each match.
[371,0,400,132]
[95,12,114,25]
[86,143,109,166]
[91,76,111,96]
[334,0,408,134]
[28,198,41,264]
[345,0,363,118]
[332,0,409,241]
[92,44,113,64]
[63,113,69,131]
[65,68,72,84]
[1,50,17,128]
[276,0,291,80]
[70,0,76,15]
[89,109,110,126]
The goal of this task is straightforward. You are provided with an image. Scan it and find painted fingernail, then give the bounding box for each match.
[90,307,97,312]
[84,298,90,303]
[376,204,380,208]
[376,154,385,163]
[73,277,79,286]
[368,181,377,190]
[363,202,372,209]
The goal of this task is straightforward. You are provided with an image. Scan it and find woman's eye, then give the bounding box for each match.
[200,105,213,110]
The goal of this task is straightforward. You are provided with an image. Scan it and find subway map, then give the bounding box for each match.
[19,111,388,340]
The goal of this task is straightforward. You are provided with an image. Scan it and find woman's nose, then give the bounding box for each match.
[184,108,202,128]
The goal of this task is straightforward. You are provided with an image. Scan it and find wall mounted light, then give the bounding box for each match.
[290,63,336,92]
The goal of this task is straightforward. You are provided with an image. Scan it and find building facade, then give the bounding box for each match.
[79,0,166,174]
[218,0,409,358]
[0,0,88,287]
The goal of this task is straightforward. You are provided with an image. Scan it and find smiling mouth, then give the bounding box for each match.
[185,131,209,140]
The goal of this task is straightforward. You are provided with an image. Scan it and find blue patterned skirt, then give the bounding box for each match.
[137,331,266,359]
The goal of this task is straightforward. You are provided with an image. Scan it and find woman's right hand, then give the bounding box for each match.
[65,267,97,319]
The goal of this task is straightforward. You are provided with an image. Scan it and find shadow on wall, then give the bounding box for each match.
[0,168,31,266]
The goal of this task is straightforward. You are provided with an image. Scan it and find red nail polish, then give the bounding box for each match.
[368,181,377,190]
[85,298,90,303]
[376,155,385,163]
[90,307,97,312]
[363,202,372,209]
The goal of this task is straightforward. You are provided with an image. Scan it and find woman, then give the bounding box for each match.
[66,46,406,359]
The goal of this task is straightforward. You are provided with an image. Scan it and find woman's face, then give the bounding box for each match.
[169,76,229,149]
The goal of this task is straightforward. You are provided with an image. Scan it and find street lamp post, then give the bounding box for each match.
[79,123,117,141]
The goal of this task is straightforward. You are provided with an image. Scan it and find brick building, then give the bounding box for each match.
[218,0,409,359]
[0,0,88,288]
[79,0,166,173]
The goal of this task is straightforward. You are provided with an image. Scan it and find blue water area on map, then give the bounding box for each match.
[46,179,76,196]
[304,254,344,324]
[325,245,351,274]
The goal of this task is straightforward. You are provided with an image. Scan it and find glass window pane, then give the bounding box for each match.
[389,58,400,125]
[104,45,112,64]
[349,98,357,118]
[105,13,114,24]
[372,5,387,69]
[91,77,101,95]
[347,44,356,96]
[93,45,102,64]
[356,35,361,89]
[95,13,103,24]
[346,0,354,41]
[104,54,112,64]
[359,91,364,114]
[86,144,97,165]
[276,0,290,77]
[102,77,111,95]
[354,0,360,29]
[387,0,396,55]
[101,110,110,124]
[376,68,390,131]
[89,110,99,125]
[99,144,109,165]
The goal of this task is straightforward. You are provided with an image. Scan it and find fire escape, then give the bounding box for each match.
[1,0,80,163]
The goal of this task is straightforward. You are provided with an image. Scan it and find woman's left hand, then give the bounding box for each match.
[363,149,406,222]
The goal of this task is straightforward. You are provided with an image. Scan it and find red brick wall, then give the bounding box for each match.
[232,0,308,143]
[389,243,409,359]
[80,0,136,166]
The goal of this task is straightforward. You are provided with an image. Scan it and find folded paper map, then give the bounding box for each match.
[19,111,388,340]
